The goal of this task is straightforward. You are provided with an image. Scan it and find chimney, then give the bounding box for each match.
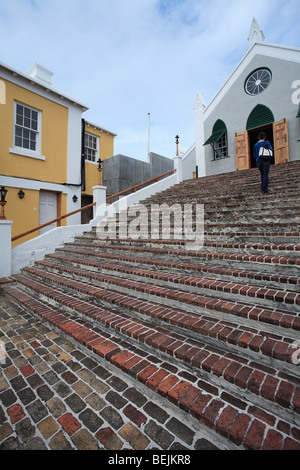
[26,63,53,86]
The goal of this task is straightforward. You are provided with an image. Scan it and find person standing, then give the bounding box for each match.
[253,131,273,194]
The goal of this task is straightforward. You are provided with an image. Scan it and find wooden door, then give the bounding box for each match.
[273,118,289,164]
[235,131,250,170]
[39,191,57,235]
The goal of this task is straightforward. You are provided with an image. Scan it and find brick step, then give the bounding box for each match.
[5,286,300,450]
[60,242,300,276]
[10,269,298,375]
[82,230,300,246]
[71,235,300,259]
[21,262,300,341]
[141,194,300,211]
[153,172,300,189]
[4,278,300,441]
[147,186,300,202]
[120,202,300,217]
[147,186,300,204]
[5,276,299,432]
[88,220,300,235]
[139,200,300,214]
[38,253,300,315]
[47,248,300,293]
[92,217,300,233]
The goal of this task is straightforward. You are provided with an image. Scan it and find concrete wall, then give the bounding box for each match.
[103,152,173,196]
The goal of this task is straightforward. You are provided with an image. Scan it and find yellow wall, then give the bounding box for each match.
[0,78,68,183]
[6,187,68,247]
[82,123,115,195]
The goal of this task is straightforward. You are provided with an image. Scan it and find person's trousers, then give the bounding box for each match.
[257,158,270,193]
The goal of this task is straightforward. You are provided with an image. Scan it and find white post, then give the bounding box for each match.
[173,154,183,184]
[0,220,13,278]
[194,92,206,178]
[92,185,107,222]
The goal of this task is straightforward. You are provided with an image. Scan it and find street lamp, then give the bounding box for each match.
[0,186,8,220]
[97,158,102,184]
[175,135,180,157]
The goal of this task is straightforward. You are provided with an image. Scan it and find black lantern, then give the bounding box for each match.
[18,189,25,199]
[97,158,103,185]
[72,194,78,203]
[0,186,7,203]
[0,186,7,220]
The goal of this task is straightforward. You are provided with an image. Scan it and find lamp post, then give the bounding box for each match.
[175,135,180,157]
[97,158,102,185]
[0,186,8,220]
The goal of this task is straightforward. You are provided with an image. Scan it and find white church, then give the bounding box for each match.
[182,18,300,180]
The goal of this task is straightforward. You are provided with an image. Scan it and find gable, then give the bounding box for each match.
[204,43,300,122]
[203,49,299,137]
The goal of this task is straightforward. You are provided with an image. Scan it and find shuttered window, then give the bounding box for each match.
[204,119,228,160]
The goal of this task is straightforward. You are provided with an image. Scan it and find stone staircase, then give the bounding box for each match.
[3,160,300,450]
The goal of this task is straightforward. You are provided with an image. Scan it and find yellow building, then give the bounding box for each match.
[0,62,116,245]
[81,121,116,223]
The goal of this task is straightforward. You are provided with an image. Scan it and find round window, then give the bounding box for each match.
[245,68,272,96]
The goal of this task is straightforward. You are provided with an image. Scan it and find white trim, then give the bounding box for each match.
[0,61,88,111]
[85,120,117,137]
[0,220,13,277]
[12,100,42,156]
[84,131,99,163]
[9,147,46,160]
[0,175,69,193]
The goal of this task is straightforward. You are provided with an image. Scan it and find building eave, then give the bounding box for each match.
[85,120,117,137]
[0,61,89,112]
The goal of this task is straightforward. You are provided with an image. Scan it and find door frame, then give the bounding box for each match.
[235,118,289,171]
[39,190,59,235]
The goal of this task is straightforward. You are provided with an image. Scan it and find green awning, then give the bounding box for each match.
[246,104,274,130]
[203,129,226,146]
[297,106,300,118]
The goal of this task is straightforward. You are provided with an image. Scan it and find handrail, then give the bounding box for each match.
[106,169,176,201]
[12,168,176,242]
[11,201,96,242]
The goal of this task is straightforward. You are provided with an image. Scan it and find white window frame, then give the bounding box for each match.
[84,132,99,163]
[10,101,45,160]
[213,132,228,160]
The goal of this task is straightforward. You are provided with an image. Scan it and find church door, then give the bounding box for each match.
[235,118,289,171]
[235,131,250,170]
[273,118,289,164]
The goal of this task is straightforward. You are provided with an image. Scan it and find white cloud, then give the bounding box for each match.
[0,0,299,160]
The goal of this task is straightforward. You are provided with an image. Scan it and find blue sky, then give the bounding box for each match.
[0,0,299,161]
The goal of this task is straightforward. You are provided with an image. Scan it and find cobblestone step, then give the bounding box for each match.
[0,294,221,451]
[59,242,300,276]
[46,249,300,292]
[2,159,300,451]
[35,255,299,316]
[14,266,298,366]
[3,287,300,451]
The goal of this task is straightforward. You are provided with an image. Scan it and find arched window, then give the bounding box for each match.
[246,104,274,130]
[204,119,228,160]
